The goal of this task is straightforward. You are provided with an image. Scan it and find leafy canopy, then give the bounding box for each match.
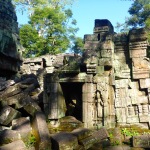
[13,0,82,58]
[71,37,84,54]
[127,0,150,27]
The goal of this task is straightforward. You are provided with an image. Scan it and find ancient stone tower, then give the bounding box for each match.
[23,19,150,129]
[0,0,23,77]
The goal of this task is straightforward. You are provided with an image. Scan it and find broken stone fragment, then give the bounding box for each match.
[0,140,26,150]
[51,132,78,150]
[92,127,109,142]
[23,101,41,116]
[12,117,32,138]
[0,80,15,91]
[0,129,21,145]
[133,135,150,148]
[0,83,22,99]
[104,145,131,150]
[71,127,92,140]
[0,106,21,126]
[58,116,83,132]
[79,135,97,149]
[6,93,30,109]
[32,112,51,150]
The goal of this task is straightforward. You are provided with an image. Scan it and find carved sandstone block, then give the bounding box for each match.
[92,127,109,142]
[51,132,78,150]
[71,128,92,141]
[0,106,21,126]
[116,108,126,123]
[32,112,51,150]
[12,117,32,138]
[84,41,100,50]
[115,79,129,88]
[133,135,150,148]
[0,140,26,150]
[84,34,99,41]
[139,78,150,89]
[0,129,20,145]
[130,49,147,58]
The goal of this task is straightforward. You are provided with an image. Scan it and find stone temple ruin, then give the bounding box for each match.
[23,19,150,129]
[1,0,150,149]
[0,0,23,77]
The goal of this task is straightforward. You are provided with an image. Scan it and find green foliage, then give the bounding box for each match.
[71,37,84,54]
[127,0,150,27]
[116,0,150,33]
[109,133,121,146]
[24,134,36,148]
[121,128,139,137]
[17,1,78,57]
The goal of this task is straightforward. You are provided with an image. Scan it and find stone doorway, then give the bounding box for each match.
[60,82,83,122]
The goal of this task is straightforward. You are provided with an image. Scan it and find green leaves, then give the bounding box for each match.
[18,3,78,57]
[127,0,150,27]
[71,37,84,54]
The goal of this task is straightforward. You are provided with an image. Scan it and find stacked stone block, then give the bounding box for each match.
[21,19,150,129]
[0,0,23,75]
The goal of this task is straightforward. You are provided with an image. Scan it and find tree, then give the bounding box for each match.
[116,0,150,32]
[71,37,84,54]
[13,0,79,58]
[127,0,150,27]
[126,0,150,57]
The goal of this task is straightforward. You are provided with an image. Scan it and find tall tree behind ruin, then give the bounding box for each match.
[13,0,81,58]
[126,0,150,56]
[117,0,150,56]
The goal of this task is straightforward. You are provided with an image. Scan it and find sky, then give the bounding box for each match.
[17,0,133,38]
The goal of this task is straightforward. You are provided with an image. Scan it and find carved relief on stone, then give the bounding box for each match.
[116,108,126,123]
[84,34,99,41]
[132,58,150,70]
[95,90,103,118]
[129,41,148,50]
[115,61,129,76]
[139,78,150,89]
[94,77,109,119]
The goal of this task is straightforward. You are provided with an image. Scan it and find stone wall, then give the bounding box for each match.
[0,0,23,76]
[21,19,150,129]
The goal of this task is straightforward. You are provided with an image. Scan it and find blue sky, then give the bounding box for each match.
[17,0,133,38]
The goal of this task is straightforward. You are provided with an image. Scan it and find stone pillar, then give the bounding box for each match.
[44,74,66,120]
[82,82,96,128]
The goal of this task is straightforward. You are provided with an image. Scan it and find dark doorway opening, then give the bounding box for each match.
[60,82,83,122]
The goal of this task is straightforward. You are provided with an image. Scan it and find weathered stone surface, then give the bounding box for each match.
[58,116,83,132]
[0,80,15,91]
[84,34,99,41]
[84,41,101,50]
[87,141,106,150]
[133,135,150,148]
[79,135,97,149]
[0,0,23,75]
[6,93,30,109]
[71,128,92,140]
[23,101,41,116]
[104,145,131,150]
[51,132,78,150]
[0,106,21,126]
[92,127,109,142]
[12,117,32,138]
[139,78,150,89]
[0,129,20,145]
[17,19,150,131]
[0,140,26,150]
[32,112,51,150]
